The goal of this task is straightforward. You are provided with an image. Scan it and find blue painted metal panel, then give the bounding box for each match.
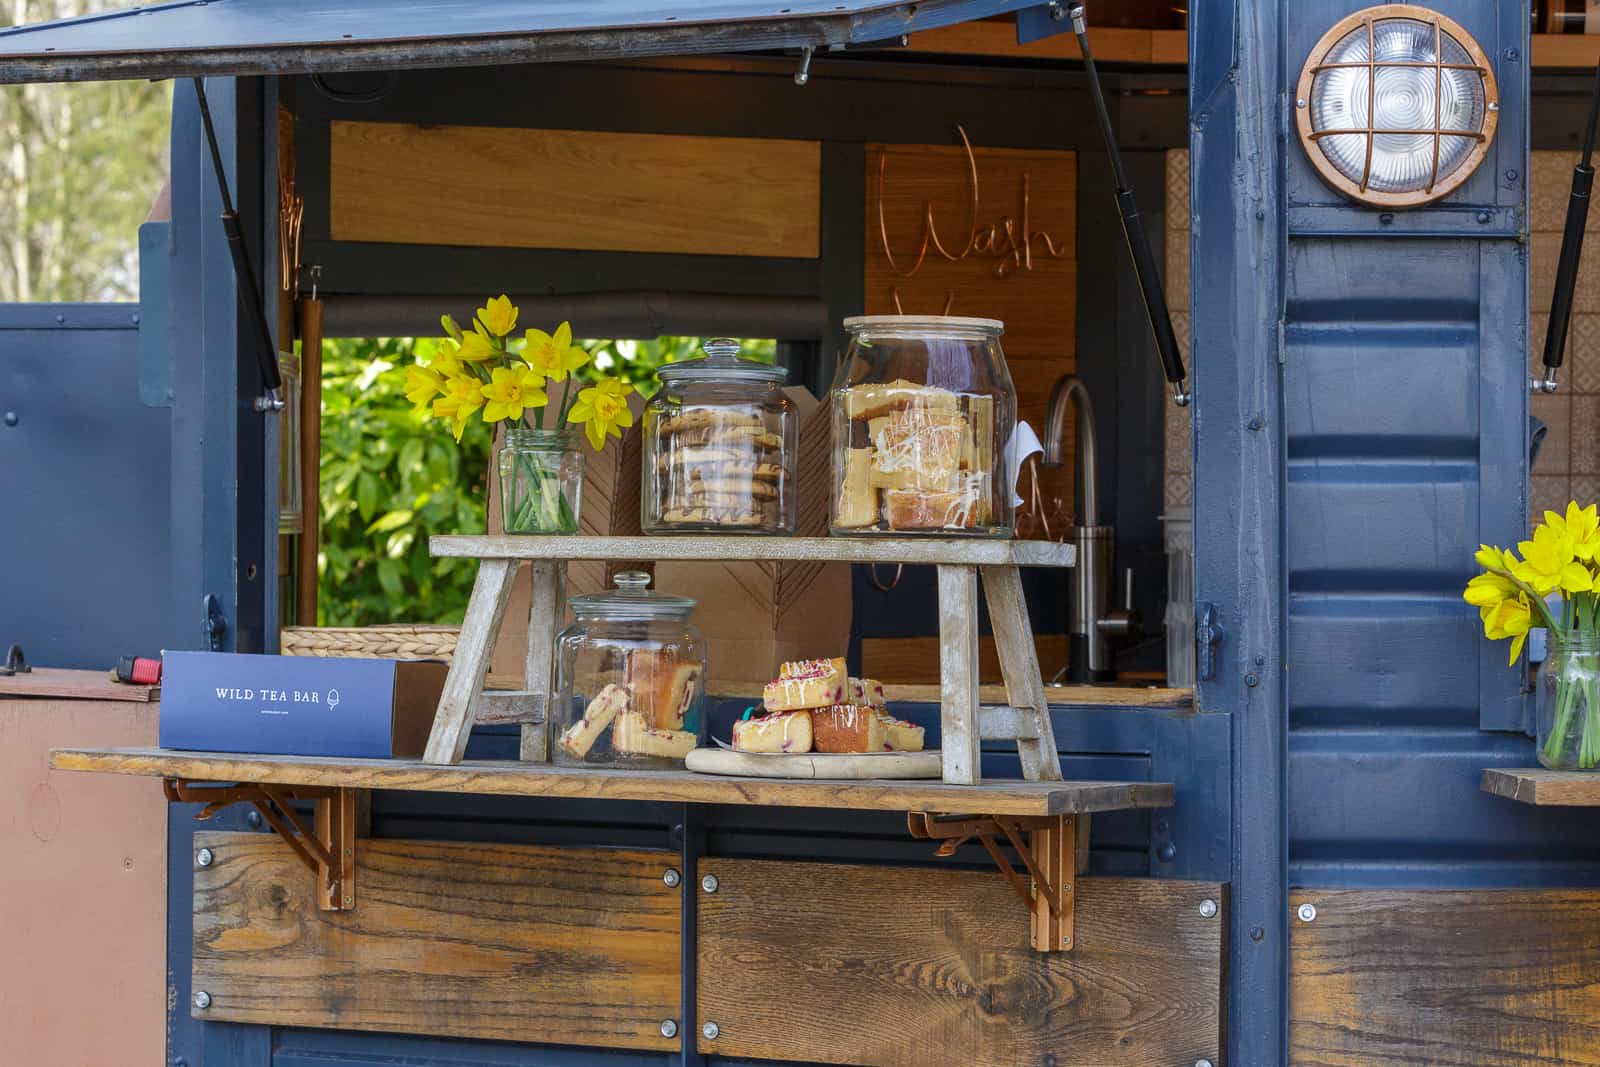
[0,304,177,667]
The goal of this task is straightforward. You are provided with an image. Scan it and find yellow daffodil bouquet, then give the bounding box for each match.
[402,295,635,534]
[1465,501,1600,769]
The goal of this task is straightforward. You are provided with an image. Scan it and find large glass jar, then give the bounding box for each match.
[829,316,1016,537]
[642,338,796,534]
[1537,630,1600,771]
[552,571,707,769]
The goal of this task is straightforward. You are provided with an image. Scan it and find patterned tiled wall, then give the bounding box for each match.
[1164,150,1192,514]
[1162,149,1599,526]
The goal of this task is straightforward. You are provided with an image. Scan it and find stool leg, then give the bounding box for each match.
[981,563,1062,781]
[422,558,518,765]
[522,560,567,762]
[937,563,982,785]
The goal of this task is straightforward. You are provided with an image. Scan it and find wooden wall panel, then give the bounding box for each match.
[192,833,681,1051]
[1291,888,1600,1066]
[861,632,1069,684]
[698,858,1224,1066]
[331,121,821,258]
[864,142,1077,518]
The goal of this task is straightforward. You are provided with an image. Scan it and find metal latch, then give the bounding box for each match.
[203,594,228,652]
[1,644,30,676]
[1197,602,1223,682]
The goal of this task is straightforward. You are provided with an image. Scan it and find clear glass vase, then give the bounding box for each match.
[498,427,583,535]
[1537,630,1600,771]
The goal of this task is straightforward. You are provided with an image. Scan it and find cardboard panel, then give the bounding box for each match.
[193,834,681,1051]
[697,858,1224,1066]
[331,121,821,258]
[0,698,164,1067]
[1291,888,1600,1066]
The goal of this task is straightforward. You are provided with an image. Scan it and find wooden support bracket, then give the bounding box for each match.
[907,811,1081,952]
[165,779,362,911]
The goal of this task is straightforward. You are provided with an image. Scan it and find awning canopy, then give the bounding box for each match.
[0,0,1030,84]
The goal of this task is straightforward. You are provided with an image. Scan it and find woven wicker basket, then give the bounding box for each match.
[280,625,459,662]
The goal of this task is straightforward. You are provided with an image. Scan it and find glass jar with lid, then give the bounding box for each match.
[829,316,1016,537]
[552,571,707,769]
[643,338,796,534]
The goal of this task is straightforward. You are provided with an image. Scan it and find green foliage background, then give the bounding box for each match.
[317,334,776,626]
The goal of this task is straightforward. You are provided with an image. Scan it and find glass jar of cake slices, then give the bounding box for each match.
[552,571,707,769]
[829,316,1016,537]
[642,338,796,534]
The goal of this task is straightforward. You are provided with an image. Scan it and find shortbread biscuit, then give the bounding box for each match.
[661,506,767,526]
[658,407,765,435]
[841,379,960,422]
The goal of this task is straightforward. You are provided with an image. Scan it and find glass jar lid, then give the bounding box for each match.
[654,338,788,385]
[567,571,697,621]
[842,315,1004,337]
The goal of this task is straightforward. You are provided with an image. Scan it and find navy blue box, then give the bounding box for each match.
[158,651,448,758]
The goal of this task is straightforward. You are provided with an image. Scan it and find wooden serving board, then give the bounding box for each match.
[685,747,941,780]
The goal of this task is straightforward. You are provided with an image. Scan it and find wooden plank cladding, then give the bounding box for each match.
[191,833,681,1051]
[330,121,821,258]
[1291,888,1600,1066]
[697,858,1224,1066]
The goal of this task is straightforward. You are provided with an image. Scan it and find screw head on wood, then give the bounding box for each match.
[662,868,681,888]
[1298,902,1317,923]
[193,991,211,1010]
[701,874,719,894]
[195,848,214,868]
[660,1019,678,1038]
[1199,898,1218,919]
[703,1021,720,1040]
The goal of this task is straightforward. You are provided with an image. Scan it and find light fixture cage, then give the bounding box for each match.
[1296,4,1499,208]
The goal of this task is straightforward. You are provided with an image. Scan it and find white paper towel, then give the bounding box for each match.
[1004,421,1044,508]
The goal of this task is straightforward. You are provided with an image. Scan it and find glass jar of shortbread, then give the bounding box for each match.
[552,571,707,769]
[642,338,796,534]
[829,316,1016,537]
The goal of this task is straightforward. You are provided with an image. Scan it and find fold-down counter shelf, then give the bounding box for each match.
[1482,768,1600,806]
[52,745,1173,955]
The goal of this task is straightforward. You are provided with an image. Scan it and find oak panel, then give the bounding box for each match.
[862,632,1069,685]
[330,121,820,258]
[697,858,1225,1066]
[192,834,680,1050]
[1291,888,1600,1066]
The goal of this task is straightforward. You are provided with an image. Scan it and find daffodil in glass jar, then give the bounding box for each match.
[396,296,636,534]
[1465,502,1600,770]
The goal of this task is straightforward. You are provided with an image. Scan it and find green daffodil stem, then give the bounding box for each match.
[1545,675,1579,766]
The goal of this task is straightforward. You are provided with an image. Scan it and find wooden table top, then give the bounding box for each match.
[51,747,1173,816]
[430,534,1077,568]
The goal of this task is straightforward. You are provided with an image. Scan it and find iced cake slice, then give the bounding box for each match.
[558,683,630,760]
[731,710,814,754]
[762,656,847,712]
[879,713,925,752]
[848,676,886,708]
[611,711,697,761]
[810,704,888,753]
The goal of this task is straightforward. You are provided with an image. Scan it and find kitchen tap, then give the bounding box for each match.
[1043,374,1136,682]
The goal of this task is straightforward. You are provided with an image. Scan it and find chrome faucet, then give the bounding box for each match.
[1042,374,1134,682]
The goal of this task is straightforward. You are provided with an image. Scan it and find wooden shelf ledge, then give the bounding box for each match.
[1481,767,1600,806]
[430,534,1075,568]
[50,747,1171,816]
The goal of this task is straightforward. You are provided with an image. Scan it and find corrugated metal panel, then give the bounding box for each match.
[0,0,1031,84]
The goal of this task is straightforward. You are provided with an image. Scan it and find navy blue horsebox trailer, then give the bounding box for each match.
[4,1,1600,1064]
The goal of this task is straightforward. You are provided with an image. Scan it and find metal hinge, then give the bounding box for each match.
[1197,602,1224,682]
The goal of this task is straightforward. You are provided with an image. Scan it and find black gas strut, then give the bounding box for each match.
[192,77,283,410]
[1069,4,1189,406]
[1539,56,1600,394]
